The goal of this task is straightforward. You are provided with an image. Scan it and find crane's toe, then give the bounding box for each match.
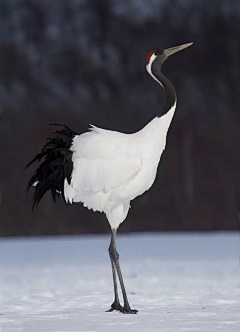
[106,302,138,314]
[122,306,138,314]
[106,301,124,312]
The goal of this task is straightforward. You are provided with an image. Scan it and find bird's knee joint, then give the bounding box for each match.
[108,246,119,260]
[114,250,119,260]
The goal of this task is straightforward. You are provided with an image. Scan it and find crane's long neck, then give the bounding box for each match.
[150,62,177,117]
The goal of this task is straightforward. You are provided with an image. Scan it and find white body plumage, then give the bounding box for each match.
[64,101,176,230]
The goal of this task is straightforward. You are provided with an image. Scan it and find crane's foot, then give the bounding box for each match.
[122,306,138,314]
[106,301,123,312]
[106,302,138,314]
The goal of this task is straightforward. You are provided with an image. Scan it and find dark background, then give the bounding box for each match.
[1,0,240,236]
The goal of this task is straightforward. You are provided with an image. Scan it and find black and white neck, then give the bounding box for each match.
[146,53,177,118]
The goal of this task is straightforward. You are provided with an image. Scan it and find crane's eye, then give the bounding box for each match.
[154,50,164,56]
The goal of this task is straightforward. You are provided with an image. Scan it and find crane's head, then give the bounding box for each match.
[146,42,193,71]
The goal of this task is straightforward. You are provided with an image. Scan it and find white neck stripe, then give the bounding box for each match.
[146,53,163,87]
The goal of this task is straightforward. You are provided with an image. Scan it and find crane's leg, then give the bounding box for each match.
[106,237,123,312]
[107,229,138,314]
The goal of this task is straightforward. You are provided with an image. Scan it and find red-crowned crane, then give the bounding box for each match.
[26,42,193,314]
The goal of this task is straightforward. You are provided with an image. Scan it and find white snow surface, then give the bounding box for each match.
[0,232,240,332]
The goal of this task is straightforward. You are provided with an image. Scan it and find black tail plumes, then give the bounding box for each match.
[25,123,77,210]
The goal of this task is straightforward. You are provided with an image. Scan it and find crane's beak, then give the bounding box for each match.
[164,42,193,59]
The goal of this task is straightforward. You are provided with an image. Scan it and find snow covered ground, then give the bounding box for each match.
[0,233,240,332]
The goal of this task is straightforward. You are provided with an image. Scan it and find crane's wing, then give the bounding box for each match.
[64,126,142,204]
